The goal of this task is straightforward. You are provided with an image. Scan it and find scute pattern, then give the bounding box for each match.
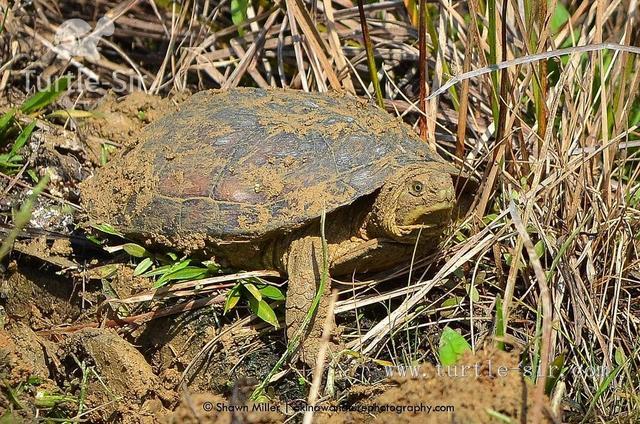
[118,88,445,239]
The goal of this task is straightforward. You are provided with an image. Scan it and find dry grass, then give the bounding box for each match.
[1,0,639,421]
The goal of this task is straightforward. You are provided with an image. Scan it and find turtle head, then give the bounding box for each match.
[367,163,455,242]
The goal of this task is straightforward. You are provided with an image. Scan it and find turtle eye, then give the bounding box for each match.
[409,181,424,196]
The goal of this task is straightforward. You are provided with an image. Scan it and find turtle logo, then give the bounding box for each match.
[53,16,114,61]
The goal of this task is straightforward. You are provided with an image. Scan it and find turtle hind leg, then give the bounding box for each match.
[285,235,338,366]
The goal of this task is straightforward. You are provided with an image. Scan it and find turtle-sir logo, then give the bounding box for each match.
[53,16,114,61]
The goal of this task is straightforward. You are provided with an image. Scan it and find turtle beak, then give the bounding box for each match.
[398,202,454,233]
[398,187,455,234]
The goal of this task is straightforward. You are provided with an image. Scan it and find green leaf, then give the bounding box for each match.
[258,284,285,301]
[0,119,36,172]
[122,243,149,258]
[89,264,119,279]
[134,257,153,276]
[224,284,242,314]
[485,409,513,423]
[2,382,23,410]
[0,156,22,170]
[586,362,624,417]
[534,240,545,260]
[86,235,103,245]
[545,354,565,395]
[438,327,471,366]
[440,296,464,317]
[100,143,116,166]
[153,263,208,288]
[27,169,39,183]
[503,252,523,270]
[141,263,173,277]
[248,296,279,328]
[550,2,570,34]
[152,275,172,288]
[230,0,249,34]
[9,121,36,157]
[0,174,49,262]
[252,394,270,404]
[203,260,220,273]
[453,267,465,279]
[169,259,192,273]
[0,108,16,139]
[481,213,499,225]
[92,223,124,238]
[34,392,77,408]
[26,376,42,386]
[454,230,467,242]
[614,347,626,366]
[164,266,207,281]
[21,76,71,114]
[0,153,18,162]
[495,295,505,351]
[467,284,480,302]
[243,282,262,301]
[0,411,17,423]
[6,155,23,163]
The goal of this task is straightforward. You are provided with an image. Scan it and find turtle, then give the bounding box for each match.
[81,88,457,365]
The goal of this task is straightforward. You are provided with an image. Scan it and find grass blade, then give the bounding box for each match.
[9,121,36,157]
[356,0,384,108]
[418,0,428,140]
[0,174,50,261]
[0,109,16,140]
[487,0,500,125]
[20,76,71,115]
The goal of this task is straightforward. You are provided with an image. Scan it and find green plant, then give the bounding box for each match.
[356,0,384,108]
[0,174,50,262]
[438,326,472,366]
[0,76,71,174]
[0,121,35,173]
[0,374,76,413]
[93,227,221,289]
[20,76,70,115]
[231,0,249,35]
[224,279,284,328]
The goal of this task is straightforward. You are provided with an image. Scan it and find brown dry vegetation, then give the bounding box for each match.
[0,0,639,423]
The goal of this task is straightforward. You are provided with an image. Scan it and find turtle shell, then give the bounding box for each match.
[83,88,451,241]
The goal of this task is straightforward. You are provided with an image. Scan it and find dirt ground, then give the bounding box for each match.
[0,261,554,423]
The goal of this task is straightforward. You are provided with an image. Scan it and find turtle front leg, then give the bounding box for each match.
[285,235,338,366]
